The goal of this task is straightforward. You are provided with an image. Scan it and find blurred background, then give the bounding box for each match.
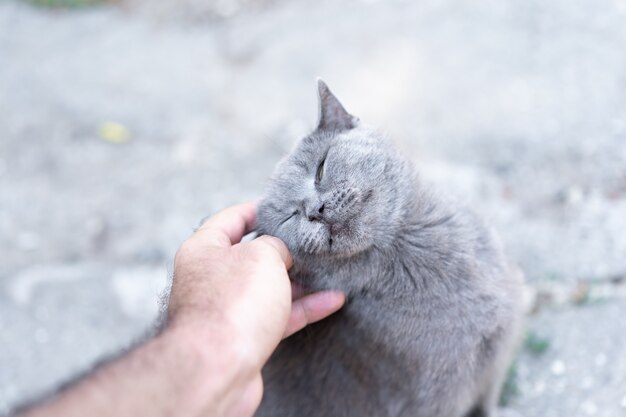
[1,0,626,415]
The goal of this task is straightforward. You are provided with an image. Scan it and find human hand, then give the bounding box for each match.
[167,202,345,416]
[16,203,345,417]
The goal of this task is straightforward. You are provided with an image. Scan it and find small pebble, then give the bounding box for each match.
[550,360,566,376]
[566,187,584,205]
[97,121,131,144]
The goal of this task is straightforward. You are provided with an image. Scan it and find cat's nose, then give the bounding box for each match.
[306,202,325,222]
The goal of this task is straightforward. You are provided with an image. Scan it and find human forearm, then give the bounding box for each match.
[20,318,258,417]
[16,203,345,417]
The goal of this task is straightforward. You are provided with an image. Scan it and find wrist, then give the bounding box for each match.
[166,304,269,370]
[161,313,260,414]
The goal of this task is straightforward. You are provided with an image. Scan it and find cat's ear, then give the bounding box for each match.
[316,79,359,131]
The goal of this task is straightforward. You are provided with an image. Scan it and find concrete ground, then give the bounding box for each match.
[1,0,625,415]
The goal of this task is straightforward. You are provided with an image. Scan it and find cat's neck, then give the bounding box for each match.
[366,185,461,296]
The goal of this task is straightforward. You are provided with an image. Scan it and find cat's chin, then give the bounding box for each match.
[291,216,373,259]
[298,235,370,260]
[298,233,333,257]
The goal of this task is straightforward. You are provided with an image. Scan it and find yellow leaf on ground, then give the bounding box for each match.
[98,122,131,144]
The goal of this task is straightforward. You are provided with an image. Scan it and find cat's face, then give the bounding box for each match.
[257,81,409,261]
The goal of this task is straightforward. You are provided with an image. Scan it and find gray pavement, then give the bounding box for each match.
[1,0,626,415]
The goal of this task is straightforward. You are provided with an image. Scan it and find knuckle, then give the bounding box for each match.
[174,239,202,265]
[239,241,277,266]
[262,235,284,247]
[258,236,287,254]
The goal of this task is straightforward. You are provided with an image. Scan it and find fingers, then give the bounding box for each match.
[195,201,257,247]
[253,235,293,270]
[283,291,346,338]
[291,281,306,300]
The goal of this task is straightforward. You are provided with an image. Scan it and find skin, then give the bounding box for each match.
[16,202,346,417]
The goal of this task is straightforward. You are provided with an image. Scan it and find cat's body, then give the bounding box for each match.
[255,81,524,417]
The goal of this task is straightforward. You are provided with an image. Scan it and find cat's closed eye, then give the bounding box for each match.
[316,157,326,183]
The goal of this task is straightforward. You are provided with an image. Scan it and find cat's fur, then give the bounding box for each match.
[255,80,524,417]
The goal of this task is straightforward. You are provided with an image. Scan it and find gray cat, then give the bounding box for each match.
[255,80,524,417]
